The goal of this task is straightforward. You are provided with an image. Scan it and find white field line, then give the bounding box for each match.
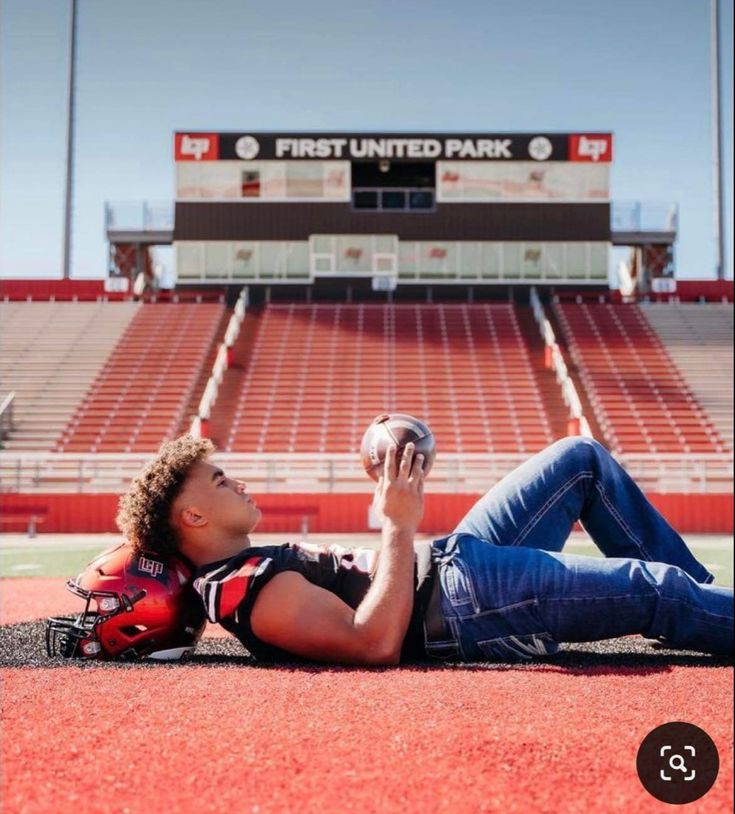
[1,532,732,551]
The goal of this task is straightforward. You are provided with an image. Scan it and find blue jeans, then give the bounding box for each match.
[426,437,733,662]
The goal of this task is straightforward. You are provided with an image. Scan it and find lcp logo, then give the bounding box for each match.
[175,133,219,161]
[569,134,612,162]
[138,556,164,577]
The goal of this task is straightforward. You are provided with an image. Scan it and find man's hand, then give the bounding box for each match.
[372,442,425,532]
[252,441,424,666]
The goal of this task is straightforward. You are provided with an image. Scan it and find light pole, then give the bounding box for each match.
[62,0,77,279]
[711,0,726,281]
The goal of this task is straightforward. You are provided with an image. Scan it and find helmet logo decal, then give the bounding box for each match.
[138,556,164,577]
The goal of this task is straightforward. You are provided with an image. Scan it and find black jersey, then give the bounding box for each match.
[193,540,435,662]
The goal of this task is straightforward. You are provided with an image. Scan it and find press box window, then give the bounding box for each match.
[351,161,435,211]
[352,188,434,211]
[354,190,379,209]
[409,190,434,209]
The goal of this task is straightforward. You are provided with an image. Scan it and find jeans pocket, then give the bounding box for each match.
[442,557,481,614]
[476,632,560,663]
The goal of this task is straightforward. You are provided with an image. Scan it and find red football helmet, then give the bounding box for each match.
[46,542,207,661]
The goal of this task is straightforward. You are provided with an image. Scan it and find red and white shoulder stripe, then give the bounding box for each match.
[194,556,272,622]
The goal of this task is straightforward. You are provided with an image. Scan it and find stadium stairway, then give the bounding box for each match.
[514,305,577,442]
[641,302,733,451]
[210,303,559,455]
[174,305,233,437]
[206,313,260,448]
[541,303,607,443]
[55,302,225,453]
[552,301,727,456]
[0,301,139,451]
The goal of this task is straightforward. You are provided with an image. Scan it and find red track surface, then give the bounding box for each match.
[2,579,733,813]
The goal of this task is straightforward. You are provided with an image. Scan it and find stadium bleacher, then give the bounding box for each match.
[55,302,225,452]
[0,301,139,451]
[553,301,727,455]
[216,303,556,455]
[642,302,733,451]
[0,289,731,533]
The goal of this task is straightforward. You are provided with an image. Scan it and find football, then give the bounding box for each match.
[360,413,436,482]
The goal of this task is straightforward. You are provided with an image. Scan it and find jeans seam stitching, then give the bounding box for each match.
[654,596,733,623]
[455,599,539,621]
[513,471,593,546]
[444,558,482,613]
[540,593,656,601]
[477,633,553,644]
[448,618,466,658]
[594,481,653,560]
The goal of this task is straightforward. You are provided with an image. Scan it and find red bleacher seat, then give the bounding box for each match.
[223,303,554,454]
[553,302,726,456]
[55,303,224,453]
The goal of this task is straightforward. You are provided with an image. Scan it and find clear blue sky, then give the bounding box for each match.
[0,0,732,281]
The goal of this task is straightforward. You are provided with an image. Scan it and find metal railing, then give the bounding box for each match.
[1,451,731,495]
[529,289,592,437]
[611,201,678,234]
[105,201,174,233]
[618,453,734,494]
[190,288,249,436]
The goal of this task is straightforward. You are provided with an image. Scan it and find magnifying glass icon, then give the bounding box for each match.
[670,754,688,773]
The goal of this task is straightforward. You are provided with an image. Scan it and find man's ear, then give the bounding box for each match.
[179,505,208,529]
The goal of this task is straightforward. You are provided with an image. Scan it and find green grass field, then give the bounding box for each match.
[1,538,732,586]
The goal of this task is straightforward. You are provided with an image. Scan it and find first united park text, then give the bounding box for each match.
[174,132,613,163]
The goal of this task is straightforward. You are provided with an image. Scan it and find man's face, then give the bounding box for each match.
[174,460,262,539]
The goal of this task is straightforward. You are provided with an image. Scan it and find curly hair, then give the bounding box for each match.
[116,435,215,556]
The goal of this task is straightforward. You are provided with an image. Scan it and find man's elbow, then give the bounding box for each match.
[361,640,401,666]
[379,649,402,666]
[350,617,403,665]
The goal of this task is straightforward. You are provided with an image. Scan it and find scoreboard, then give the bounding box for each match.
[172,131,612,286]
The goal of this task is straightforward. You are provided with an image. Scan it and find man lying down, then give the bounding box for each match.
[47,435,733,664]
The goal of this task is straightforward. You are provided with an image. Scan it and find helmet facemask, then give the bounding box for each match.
[46,581,149,660]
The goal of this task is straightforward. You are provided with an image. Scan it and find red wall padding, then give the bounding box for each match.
[668,280,733,302]
[0,279,225,303]
[1,492,732,534]
[0,279,116,301]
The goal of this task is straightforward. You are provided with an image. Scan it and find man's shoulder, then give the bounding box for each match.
[194,542,290,578]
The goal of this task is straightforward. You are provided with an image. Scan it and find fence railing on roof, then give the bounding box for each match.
[105,201,174,233]
[611,201,678,234]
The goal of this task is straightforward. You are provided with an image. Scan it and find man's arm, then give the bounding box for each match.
[250,443,425,665]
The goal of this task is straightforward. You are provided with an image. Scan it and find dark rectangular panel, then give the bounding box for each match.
[174,202,611,241]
